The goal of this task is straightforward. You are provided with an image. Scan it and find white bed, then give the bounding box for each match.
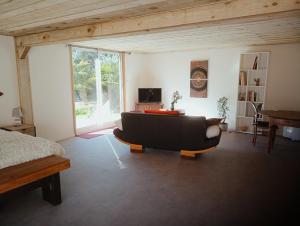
[0,129,64,169]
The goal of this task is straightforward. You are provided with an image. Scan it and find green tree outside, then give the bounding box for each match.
[72,47,121,118]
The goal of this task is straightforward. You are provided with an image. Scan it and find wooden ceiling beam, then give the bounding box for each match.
[15,0,300,48]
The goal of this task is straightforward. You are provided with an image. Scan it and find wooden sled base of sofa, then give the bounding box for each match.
[115,137,143,153]
[115,136,216,158]
[180,147,216,159]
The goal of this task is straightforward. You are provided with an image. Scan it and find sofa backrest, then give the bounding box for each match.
[121,112,207,150]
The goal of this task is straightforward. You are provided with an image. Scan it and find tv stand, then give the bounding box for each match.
[135,102,163,112]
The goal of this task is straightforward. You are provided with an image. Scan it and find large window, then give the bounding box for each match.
[71,46,123,133]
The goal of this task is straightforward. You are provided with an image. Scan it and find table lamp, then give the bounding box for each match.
[12,107,23,126]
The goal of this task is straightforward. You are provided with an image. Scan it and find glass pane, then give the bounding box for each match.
[99,52,122,123]
[72,47,98,129]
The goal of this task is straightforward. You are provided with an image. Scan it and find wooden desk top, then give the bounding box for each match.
[262,110,300,121]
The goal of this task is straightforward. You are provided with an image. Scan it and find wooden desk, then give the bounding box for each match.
[262,110,300,153]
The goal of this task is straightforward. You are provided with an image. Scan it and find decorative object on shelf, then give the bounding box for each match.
[239,71,247,85]
[0,91,3,96]
[171,91,182,110]
[252,56,258,69]
[217,97,229,131]
[12,107,23,126]
[190,60,208,98]
[238,92,246,101]
[254,78,260,86]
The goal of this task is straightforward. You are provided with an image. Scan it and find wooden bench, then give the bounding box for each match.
[0,155,70,205]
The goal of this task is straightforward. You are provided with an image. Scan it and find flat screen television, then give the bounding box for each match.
[138,88,161,103]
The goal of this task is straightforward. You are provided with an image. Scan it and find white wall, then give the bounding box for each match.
[125,43,300,130]
[29,45,74,141]
[124,53,148,111]
[0,35,19,126]
[264,44,300,110]
[27,45,144,141]
[26,43,300,140]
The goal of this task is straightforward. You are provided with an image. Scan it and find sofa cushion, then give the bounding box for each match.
[206,125,220,138]
[144,110,180,115]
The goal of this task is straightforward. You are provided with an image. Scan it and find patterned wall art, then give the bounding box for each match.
[190,60,208,98]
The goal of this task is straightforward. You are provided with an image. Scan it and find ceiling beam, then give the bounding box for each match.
[15,0,300,48]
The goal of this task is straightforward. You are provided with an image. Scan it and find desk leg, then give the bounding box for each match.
[268,125,277,154]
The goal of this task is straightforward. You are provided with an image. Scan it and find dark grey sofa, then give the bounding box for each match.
[113,112,222,158]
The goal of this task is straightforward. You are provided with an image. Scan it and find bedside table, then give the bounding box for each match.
[0,124,36,136]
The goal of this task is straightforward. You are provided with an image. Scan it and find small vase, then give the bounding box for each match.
[171,103,174,110]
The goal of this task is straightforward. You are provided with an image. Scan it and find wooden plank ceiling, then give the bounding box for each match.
[73,13,300,52]
[0,0,220,36]
[1,0,299,52]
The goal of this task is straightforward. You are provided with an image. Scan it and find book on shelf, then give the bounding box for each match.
[239,71,247,86]
[247,90,258,102]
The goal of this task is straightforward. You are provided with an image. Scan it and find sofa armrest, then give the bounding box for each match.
[113,128,125,142]
[204,130,222,148]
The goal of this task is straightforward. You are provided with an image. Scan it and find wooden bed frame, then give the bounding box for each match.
[0,155,70,205]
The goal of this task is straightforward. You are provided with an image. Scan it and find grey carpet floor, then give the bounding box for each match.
[0,132,300,226]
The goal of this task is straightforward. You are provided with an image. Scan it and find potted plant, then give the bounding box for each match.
[217,97,229,131]
[171,91,182,110]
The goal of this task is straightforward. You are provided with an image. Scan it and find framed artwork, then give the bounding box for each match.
[190,60,208,98]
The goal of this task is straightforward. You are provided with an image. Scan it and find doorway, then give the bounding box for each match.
[71,46,124,134]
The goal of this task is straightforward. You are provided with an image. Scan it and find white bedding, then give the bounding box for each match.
[0,129,64,169]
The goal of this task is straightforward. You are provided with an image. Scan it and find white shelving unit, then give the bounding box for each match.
[236,52,269,133]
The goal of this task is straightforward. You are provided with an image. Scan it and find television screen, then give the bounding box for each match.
[138,88,161,103]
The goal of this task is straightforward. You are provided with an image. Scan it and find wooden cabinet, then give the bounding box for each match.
[135,102,164,112]
[0,124,36,136]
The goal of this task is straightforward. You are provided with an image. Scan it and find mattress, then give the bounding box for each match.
[0,129,64,169]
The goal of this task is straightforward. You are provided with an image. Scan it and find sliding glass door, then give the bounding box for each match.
[71,46,123,134]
